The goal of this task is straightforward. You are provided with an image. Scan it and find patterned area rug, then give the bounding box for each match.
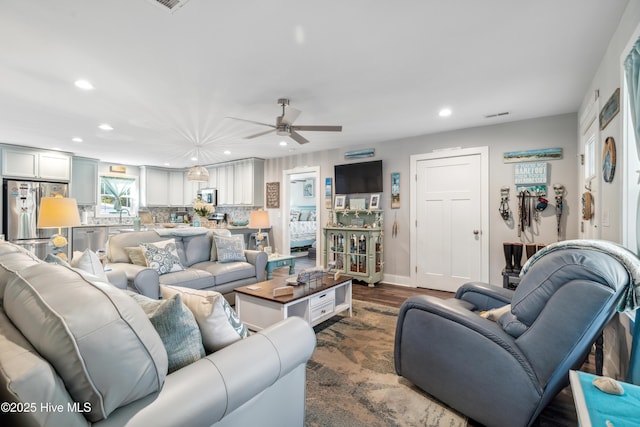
[305,300,467,427]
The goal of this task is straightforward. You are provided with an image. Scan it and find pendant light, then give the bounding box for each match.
[187,146,209,182]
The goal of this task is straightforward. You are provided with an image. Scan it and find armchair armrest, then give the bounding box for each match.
[455,281,514,311]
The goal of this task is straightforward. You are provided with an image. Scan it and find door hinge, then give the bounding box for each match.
[581,222,584,232]
[415,266,418,273]
[580,154,584,166]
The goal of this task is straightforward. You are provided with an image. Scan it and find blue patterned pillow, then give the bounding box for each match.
[128,292,205,373]
[213,235,247,263]
[140,239,184,275]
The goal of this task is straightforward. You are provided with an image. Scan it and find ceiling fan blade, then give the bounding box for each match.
[291,125,342,132]
[289,131,310,145]
[245,128,277,139]
[281,107,301,125]
[226,116,276,128]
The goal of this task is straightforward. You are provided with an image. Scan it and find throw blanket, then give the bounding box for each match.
[155,227,209,237]
[520,239,640,312]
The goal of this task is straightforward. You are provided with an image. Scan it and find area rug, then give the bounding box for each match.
[305,300,467,427]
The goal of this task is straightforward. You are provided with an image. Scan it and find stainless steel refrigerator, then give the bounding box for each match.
[3,179,69,259]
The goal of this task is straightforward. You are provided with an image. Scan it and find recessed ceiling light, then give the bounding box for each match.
[279,141,288,146]
[98,123,113,131]
[52,147,62,151]
[224,150,231,155]
[74,79,94,90]
[71,137,83,143]
[190,156,198,161]
[164,163,170,166]
[439,108,452,117]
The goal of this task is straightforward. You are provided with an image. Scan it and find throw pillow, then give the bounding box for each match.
[128,292,205,373]
[161,285,249,353]
[140,239,184,275]
[290,210,301,221]
[70,249,108,282]
[213,235,247,263]
[124,246,148,266]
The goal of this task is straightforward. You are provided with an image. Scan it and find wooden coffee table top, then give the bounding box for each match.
[235,275,352,304]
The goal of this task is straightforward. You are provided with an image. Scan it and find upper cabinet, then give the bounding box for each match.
[2,146,71,181]
[71,157,99,205]
[208,158,264,206]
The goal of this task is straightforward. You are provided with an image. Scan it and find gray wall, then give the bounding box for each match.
[576,0,640,381]
[265,113,579,285]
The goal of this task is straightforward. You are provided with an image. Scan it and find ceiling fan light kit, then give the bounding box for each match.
[187,165,209,182]
[228,98,342,145]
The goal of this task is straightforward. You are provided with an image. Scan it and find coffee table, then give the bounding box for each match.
[235,275,352,331]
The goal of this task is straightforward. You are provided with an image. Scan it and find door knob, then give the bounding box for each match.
[473,230,480,235]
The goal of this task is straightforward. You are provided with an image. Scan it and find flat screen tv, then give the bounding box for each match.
[334,160,383,194]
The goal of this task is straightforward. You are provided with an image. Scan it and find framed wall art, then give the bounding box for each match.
[369,194,380,210]
[599,88,620,130]
[334,195,346,210]
[266,182,280,209]
[325,178,332,208]
[391,172,400,208]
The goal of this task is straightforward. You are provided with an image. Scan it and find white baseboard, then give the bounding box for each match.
[381,274,414,287]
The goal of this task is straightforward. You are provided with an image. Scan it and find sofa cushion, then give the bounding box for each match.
[4,263,168,422]
[141,239,185,275]
[124,246,148,266]
[213,235,246,263]
[71,249,108,282]
[128,292,205,373]
[157,268,215,290]
[193,260,256,285]
[161,285,248,353]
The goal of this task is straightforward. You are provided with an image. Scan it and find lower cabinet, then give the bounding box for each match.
[323,226,383,286]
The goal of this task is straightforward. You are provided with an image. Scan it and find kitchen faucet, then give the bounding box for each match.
[118,208,130,223]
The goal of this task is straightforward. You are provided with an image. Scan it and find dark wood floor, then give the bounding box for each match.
[350,280,593,427]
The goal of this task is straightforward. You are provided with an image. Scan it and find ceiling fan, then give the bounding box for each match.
[228,98,342,144]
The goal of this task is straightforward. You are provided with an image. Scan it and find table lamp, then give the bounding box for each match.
[37,196,81,260]
[249,209,270,251]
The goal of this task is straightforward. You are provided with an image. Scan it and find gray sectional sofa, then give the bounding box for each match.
[0,241,316,427]
[106,228,268,303]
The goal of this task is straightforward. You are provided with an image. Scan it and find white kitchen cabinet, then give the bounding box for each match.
[183,173,203,206]
[1,147,71,180]
[141,167,170,206]
[213,158,264,206]
[39,152,71,180]
[71,157,99,205]
[168,170,185,206]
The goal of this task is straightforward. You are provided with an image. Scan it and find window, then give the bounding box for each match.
[99,175,138,217]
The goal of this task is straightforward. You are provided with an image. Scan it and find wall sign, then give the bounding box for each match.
[266,182,280,209]
[514,162,548,185]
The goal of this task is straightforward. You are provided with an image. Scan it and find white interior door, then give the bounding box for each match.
[579,96,601,240]
[411,148,488,292]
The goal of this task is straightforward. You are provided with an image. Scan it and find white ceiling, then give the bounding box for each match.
[0,0,630,169]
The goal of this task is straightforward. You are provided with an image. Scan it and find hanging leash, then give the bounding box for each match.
[498,186,511,220]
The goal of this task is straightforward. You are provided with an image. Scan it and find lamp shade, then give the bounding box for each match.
[187,165,209,182]
[249,209,270,229]
[37,197,81,229]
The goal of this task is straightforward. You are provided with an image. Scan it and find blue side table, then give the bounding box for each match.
[569,370,640,426]
[265,255,295,279]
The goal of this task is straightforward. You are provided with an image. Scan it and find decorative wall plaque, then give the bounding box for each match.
[266,182,280,209]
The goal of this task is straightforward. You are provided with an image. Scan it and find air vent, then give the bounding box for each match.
[147,0,191,13]
[485,112,510,119]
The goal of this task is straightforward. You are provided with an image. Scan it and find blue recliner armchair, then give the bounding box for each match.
[394,243,634,427]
